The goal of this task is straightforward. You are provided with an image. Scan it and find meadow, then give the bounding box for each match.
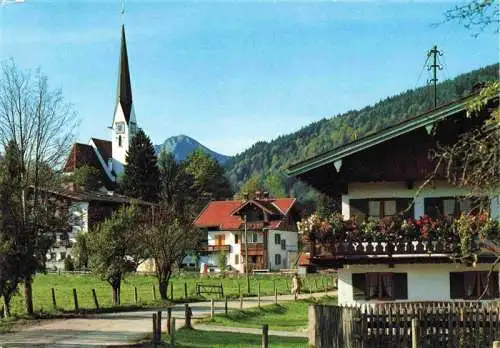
[6,272,336,317]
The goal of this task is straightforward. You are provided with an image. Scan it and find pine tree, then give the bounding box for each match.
[121,129,159,202]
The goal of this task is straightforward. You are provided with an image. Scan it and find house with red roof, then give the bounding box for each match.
[194,192,300,272]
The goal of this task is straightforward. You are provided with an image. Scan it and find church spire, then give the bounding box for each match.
[116,24,133,124]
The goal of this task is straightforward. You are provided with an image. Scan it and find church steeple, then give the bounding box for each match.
[111,24,137,178]
[115,24,133,124]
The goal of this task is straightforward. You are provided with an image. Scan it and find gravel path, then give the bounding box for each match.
[0,290,334,347]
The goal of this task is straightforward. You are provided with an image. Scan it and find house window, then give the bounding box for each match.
[248,232,258,243]
[118,135,122,147]
[352,272,408,300]
[281,239,286,250]
[60,252,66,261]
[368,200,396,218]
[275,234,281,245]
[351,198,412,219]
[235,254,239,265]
[450,271,499,300]
[234,234,239,244]
[50,252,56,260]
[275,254,281,265]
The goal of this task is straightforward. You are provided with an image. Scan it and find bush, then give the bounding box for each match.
[64,255,75,271]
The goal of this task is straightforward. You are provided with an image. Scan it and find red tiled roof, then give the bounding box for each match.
[194,198,296,231]
[91,138,112,161]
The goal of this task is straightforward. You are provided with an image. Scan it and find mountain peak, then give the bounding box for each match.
[155,135,230,164]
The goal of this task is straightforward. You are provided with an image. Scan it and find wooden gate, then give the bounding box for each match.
[309,302,500,348]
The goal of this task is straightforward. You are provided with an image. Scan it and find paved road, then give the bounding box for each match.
[0,291,335,347]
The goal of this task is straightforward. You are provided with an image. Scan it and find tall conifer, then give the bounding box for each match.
[121,129,159,202]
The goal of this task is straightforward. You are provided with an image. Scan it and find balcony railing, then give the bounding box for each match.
[241,243,265,256]
[310,239,462,258]
[200,245,231,253]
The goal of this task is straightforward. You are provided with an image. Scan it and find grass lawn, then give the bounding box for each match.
[5,273,335,318]
[164,328,309,348]
[198,296,337,332]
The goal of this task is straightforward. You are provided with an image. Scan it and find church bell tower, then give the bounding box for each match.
[111,25,138,178]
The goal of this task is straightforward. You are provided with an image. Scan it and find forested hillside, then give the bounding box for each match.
[224,63,499,203]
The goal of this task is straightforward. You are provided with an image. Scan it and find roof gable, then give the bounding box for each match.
[194,198,296,230]
[287,95,475,178]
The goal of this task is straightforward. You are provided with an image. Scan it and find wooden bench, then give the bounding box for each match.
[195,283,224,297]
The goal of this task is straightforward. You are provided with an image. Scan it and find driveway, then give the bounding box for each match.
[0,291,335,347]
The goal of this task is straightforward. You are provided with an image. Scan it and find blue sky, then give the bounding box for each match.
[2,1,498,156]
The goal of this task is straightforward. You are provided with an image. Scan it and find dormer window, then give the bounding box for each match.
[115,122,125,134]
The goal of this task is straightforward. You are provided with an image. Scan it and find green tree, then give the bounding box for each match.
[264,173,287,198]
[158,150,197,217]
[215,251,228,275]
[0,61,77,314]
[73,232,89,270]
[121,129,159,202]
[142,204,199,300]
[71,165,102,191]
[0,141,24,317]
[87,206,141,305]
[235,173,262,199]
[184,149,233,210]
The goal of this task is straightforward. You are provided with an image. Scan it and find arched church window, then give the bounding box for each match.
[118,135,122,147]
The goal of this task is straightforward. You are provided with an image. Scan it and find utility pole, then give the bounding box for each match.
[244,214,250,294]
[427,45,443,109]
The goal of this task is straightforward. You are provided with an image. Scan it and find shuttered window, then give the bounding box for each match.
[350,198,414,219]
[352,273,366,300]
[450,271,499,300]
[351,272,408,300]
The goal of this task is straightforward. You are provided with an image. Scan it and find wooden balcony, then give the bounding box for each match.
[311,239,462,259]
[200,245,231,253]
[241,243,265,256]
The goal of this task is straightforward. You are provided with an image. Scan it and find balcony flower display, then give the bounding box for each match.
[297,210,499,257]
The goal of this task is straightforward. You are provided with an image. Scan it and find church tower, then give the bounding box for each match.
[111,25,137,178]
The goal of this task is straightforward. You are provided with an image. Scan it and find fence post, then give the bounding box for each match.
[211,299,215,319]
[171,317,176,347]
[258,281,261,308]
[156,311,162,342]
[238,282,241,297]
[152,285,157,301]
[134,286,138,304]
[92,289,99,310]
[184,282,188,299]
[412,317,418,348]
[170,282,174,301]
[167,307,172,335]
[152,312,158,344]
[274,288,278,305]
[72,288,79,312]
[262,324,269,348]
[185,303,192,329]
[240,293,243,310]
[225,296,228,316]
[51,288,57,309]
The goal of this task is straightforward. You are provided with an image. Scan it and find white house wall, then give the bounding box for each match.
[337,263,497,306]
[207,230,242,271]
[46,201,89,270]
[341,180,477,219]
[268,230,298,270]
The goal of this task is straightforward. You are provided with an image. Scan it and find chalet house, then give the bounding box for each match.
[194,194,300,272]
[44,189,152,270]
[288,94,499,305]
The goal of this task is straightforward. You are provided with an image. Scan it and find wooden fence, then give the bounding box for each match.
[309,302,500,348]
